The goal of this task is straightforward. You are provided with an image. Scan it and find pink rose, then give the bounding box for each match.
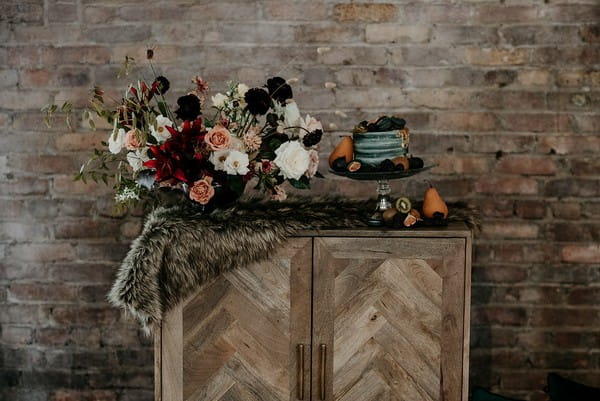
[205,125,231,151]
[125,129,143,150]
[189,176,215,205]
[306,149,319,178]
[271,185,287,201]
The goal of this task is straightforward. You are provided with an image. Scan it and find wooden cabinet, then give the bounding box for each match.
[156,224,472,401]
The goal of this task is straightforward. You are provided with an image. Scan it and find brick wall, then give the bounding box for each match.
[1,1,599,400]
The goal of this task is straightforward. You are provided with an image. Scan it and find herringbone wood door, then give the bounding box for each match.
[160,238,312,401]
[312,237,468,401]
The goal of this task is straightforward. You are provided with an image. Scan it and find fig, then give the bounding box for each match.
[392,156,410,170]
[383,208,398,225]
[347,160,362,172]
[379,159,395,171]
[409,156,424,169]
[332,157,348,172]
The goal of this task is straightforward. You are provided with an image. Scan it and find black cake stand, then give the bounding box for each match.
[329,166,433,226]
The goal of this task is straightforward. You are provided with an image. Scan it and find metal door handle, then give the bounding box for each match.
[320,344,327,400]
[297,344,305,399]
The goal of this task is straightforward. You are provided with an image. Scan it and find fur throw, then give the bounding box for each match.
[109,197,479,332]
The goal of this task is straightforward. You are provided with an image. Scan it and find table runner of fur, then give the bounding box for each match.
[108,197,478,333]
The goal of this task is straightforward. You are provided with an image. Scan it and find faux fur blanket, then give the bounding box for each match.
[109,197,478,332]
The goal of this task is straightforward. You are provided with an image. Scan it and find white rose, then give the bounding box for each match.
[223,150,250,175]
[108,128,126,154]
[211,93,228,108]
[127,147,150,172]
[237,83,249,98]
[150,115,173,143]
[209,150,230,171]
[273,141,310,180]
[283,101,302,131]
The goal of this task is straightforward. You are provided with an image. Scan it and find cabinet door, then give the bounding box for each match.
[160,238,312,401]
[312,237,469,401]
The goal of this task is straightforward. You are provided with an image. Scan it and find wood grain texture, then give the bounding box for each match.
[167,237,312,401]
[162,303,183,401]
[313,237,468,401]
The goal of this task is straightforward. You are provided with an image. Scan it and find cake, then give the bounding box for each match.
[353,128,410,166]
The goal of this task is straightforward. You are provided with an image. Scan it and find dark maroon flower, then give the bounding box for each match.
[154,76,170,94]
[175,94,201,121]
[244,88,271,115]
[302,129,322,147]
[266,76,293,105]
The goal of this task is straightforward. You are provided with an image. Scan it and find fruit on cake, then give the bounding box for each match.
[352,116,409,166]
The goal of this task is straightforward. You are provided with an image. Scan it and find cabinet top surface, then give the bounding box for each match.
[295,221,472,238]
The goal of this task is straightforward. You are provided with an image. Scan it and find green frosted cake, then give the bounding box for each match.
[353,129,409,165]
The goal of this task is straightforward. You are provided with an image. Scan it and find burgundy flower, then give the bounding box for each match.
[244,88,271,115]
[266,76,293,105]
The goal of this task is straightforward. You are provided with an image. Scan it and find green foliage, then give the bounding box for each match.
[288,175,310,189]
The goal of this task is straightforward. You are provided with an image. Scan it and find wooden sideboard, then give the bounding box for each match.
[155,223,472,401]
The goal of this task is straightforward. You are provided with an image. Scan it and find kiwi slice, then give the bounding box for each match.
[395,197,412,214]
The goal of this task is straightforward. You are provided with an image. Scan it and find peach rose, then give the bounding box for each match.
[205,125,231,151]
[189,176,215,205]
[125,129,143,150]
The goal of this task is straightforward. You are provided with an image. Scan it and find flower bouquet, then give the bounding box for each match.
[46,61,323,212]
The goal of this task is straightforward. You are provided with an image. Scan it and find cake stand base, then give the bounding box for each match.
[366,179,393,226]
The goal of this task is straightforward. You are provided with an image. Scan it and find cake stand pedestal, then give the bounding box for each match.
[329,166,433,226]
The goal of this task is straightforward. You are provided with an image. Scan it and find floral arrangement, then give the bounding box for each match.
[46,59,323,211]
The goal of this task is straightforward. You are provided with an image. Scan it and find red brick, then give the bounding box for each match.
[431,155,490,175]
[0,178,49,196]
[476,177,538,195]
[8,283,78,302]
[1,325,34,345]
[472,264,528,284]
[538,135,600,155]
[472,306,528,326]
[52,175,114,196]
[481,222,539,239]
[263,1,328,20]
[545,179,600,197]
[532,46,600,66]
[495,155,557,176]
[515,200,546,219]
[568,288,600,305]
[580,24,600,43]
[531,308,599,327]
[551,202,581,219]
[434,112,497,131]
[54,219,124,239]
[465,48,528,66]
[540,5,600,23]
[8,154,77,174]
[500,113,572,133]
[517,69,551,87]
[366,24,430,43]
[294,23,362,43]
[8,243,75,263]
[561,245,600,264]
[52,307,119,326]
[569,157,600,176]
[476,5,538,23]
[50,389,116,401]
[334,3,397,22]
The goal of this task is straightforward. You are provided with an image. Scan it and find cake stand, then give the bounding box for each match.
[329,166,433,226]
